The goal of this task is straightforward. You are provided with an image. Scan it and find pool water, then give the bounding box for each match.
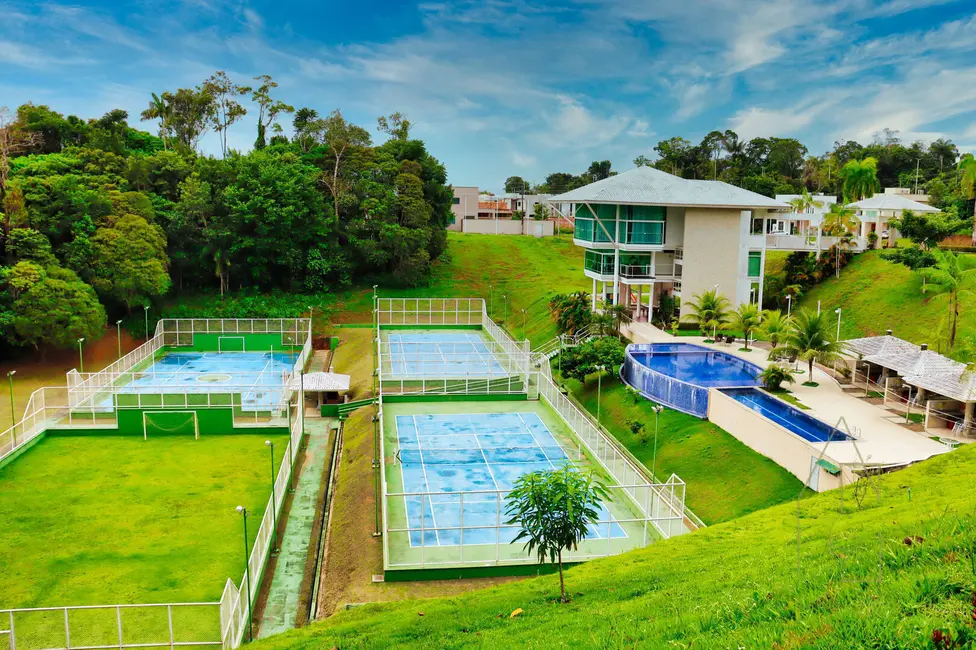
[722,388,851,443]
[632,347,760,387]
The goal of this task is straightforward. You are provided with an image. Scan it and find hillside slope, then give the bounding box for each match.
[331,232,588,346]
[256,445,976,649]
[791,250,975,351]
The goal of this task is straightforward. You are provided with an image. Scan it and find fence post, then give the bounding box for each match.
[168,605,175,650]
[117,606,123,649]
[64,607,70,649]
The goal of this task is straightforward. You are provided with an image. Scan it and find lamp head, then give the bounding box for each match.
[265,440,273,447]
[78,338,85,344]
[236,505,245,514]
[835,307,841,314]
[144,305,149,311]
[8,370,15,377]
[117,319,122,325]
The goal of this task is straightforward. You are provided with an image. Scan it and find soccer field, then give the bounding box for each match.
[0,433,289,609]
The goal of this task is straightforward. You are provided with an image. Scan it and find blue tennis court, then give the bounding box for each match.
[385,332,509,378]
[395,412,627,547]
[100,351,298,411]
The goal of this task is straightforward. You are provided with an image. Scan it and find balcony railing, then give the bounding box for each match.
[619,264,652,279]
[765,234,867,252]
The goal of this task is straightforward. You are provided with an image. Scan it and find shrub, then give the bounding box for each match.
[759,364,796,391]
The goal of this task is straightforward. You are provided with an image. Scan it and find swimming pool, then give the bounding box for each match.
[622,343,761,417]
[721,388,851,443]
[102,351,298,411]
[395,412,626,547]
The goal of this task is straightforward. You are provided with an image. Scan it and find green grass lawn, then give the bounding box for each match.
[252,435,976,650]
[791,250,976,353]
[559,374,807,524]
[331,232,588,347]
[0,433,288,608]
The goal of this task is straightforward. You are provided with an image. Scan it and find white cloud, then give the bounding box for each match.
[512,151,537,167]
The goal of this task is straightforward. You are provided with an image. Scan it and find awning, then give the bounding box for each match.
[816,458,841,475]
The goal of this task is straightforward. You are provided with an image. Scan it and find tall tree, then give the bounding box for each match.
[90,214,171,311]
[139,93,171,150]
[504,176,529,193]
[681,289,731,340]
[140,88,215,152]
[919,249,975,348]
[587,160,612,181]
[0,107,41,258]
[203,71,250,158]
[789,189,823,215]
[776,309,846,379]
[958,153,976,245]
[633,155,652,167]
[376,112,411,141]
[839,157,880,202]
[319,110,371,222]
[251,75,294,149]
[11,266,107,351]
[292,107,320,153]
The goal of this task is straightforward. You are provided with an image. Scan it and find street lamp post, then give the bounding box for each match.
[817,300,821,316]
[503,295,508,323]
[116,320,123,359]
[786,294,792,317]
[144,305,150,341]
[834,307,842,341]
[77,338,85,374]
[265,440,278,554]
[596,365,605,424]
[308,305,314,335]
[235,506,253,642]
[7,370,15,430]
[521,309,527,340]
[861,361,871,395]
[651,404,664,478]
[488,283,493,317]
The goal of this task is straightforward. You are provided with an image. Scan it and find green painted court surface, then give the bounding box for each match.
[382,400,657,570]
[0,433,288,608]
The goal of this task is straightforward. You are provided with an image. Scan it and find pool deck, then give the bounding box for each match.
[630,324,951,467]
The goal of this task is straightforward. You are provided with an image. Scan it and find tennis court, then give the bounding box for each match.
[396,412,626,547]
[98,351,298,411]
[382,331,510,379]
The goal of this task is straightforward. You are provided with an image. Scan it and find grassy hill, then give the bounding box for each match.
[330,232,588,346]
[255,440,976,649]
[784,250,975,352]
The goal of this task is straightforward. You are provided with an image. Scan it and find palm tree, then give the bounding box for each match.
[788,188,823,216]
[920,249,976,348]
[959,154,976,245]
[758,364,796,391]
[777,309,847,382]
[549,292,592,335]
[822,203,859,278]
[730,303,762,350]
[838,157,880,202]
[681,289,731,341]
[140,92,170,150]
[600,301,631,339]
[760,309,792,350]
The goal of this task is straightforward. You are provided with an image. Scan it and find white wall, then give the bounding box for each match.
[460,218,554,237]
[707,389,845,492]
[664,207,685,247]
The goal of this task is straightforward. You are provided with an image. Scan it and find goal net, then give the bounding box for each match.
[143,411,200,440]
[217,336,246,352]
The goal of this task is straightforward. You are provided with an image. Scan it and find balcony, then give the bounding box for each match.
[764,234,867,252]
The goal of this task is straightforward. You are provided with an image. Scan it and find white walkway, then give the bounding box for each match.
[686,337,950,467]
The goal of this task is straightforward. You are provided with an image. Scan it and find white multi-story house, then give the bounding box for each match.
[847,192,939,243]
[549,167,856,322]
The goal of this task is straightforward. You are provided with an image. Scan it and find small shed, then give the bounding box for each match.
[300,372,351,407]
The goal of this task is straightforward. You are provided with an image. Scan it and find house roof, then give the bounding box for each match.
[299,372,351,392]
[548,167,789,210]
[844,334,975,402]
[845,193,939,213]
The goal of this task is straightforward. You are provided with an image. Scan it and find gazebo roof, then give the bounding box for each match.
[845,194,939,213]
[844,334,975,402]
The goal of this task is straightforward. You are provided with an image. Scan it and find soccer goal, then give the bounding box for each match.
[143,410,200,440]
[217,336,246,352]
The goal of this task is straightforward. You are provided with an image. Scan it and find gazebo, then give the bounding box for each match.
[300,371,351,408]
[845,331,974,437]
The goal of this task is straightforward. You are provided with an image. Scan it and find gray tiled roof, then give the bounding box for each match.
[298,372,351,391]
[845,334,975,402]
[549,167,789,209]
[845,194,939,213]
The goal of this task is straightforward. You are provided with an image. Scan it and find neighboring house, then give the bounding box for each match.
[774,193,837,234]
[449,186,480,231]
[549,166,795,322]
[884,187,931,204]
[477,199,513,219]
[846,192,939,243]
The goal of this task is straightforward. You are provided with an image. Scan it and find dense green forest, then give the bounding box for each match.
[0,73,452,354]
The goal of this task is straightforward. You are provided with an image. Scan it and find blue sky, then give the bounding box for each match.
[2,0,976,191]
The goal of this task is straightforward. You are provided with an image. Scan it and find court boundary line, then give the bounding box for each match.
[413,415,442,547]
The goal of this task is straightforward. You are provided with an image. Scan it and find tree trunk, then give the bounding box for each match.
[808,357,815,379]
[558,550,567,603]
[950,292,958,348]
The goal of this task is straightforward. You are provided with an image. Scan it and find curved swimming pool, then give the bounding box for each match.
[621,342,762,417]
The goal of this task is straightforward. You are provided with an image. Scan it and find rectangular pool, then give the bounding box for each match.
[721,388,851,443]
[395,412,626,546]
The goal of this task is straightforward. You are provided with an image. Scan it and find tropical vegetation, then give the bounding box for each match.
[918,249,976,348]
[758,364,796,391]
[730,302,762,350]
[772,309,847,381]
[681,289,731,341]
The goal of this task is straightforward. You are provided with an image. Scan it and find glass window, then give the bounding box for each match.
[452,197,460,205]
[584,251,614,274]
[625,221,663,245]
[747,251,762,277]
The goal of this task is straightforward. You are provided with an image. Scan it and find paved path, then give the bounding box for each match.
[687,337,948,466]
[257,415,335,638]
